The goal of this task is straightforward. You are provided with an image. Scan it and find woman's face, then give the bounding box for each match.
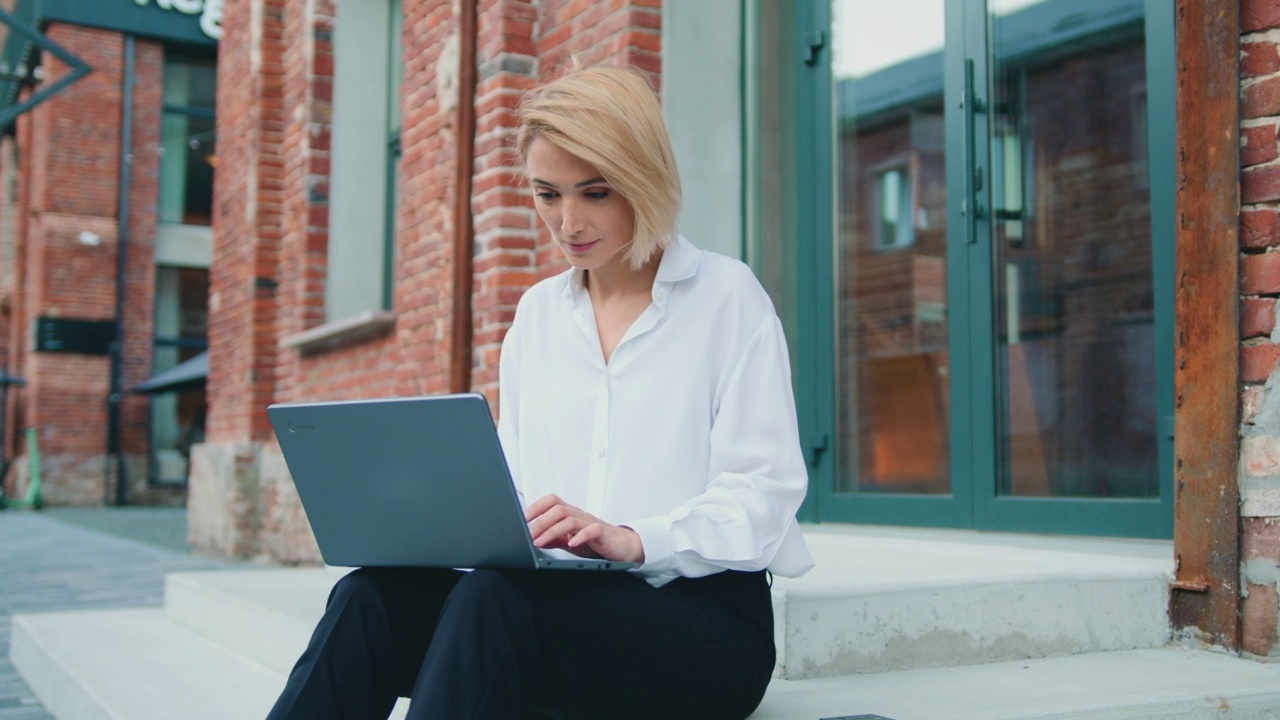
[526,136,636,276]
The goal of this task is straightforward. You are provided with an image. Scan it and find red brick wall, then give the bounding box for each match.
[0,25,166,505]
[207,0,286,444]
[212,0,663,414]
[1239,0,1280,658]
[272,0,333,406]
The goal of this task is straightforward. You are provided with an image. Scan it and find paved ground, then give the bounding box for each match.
[0,507,228,720]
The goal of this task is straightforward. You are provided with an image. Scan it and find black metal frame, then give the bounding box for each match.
[0,6,91,130]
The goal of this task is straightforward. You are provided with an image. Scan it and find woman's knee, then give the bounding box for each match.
[326,567,454,621]
[326,568,382,610]
[446,570,526,608]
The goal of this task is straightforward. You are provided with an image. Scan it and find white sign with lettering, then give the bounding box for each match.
[132,0,223,41]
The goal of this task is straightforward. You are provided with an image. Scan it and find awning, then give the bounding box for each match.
[131,352,208,395]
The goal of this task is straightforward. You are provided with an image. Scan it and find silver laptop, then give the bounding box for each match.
[267,394,637,571]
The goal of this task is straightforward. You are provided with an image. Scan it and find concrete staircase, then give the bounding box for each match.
[11,526,1280,719]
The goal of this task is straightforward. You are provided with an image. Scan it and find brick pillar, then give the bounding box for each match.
[469,0,663,401]
[471,0,540,402]
[1239,0,1280,658]
[192,0,288,557]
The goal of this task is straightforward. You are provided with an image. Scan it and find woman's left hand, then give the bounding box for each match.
[525,494,645,564]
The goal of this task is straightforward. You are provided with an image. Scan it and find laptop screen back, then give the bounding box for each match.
[268,394,540,569]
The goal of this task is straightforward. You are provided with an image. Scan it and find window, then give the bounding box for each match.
[159,53,216,226]
[150,267,209,484]
[152,49,215,483]
[326,0,402,321]
[384,0,402,310]
[875,166,915,250]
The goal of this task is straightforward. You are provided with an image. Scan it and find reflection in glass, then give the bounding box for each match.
[833,0,949,495]
[989,0,1157,498]
[160,53,217,226]
[150,267,209,484]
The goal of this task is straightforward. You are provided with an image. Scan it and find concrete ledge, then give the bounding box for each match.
[14,607,1277,720]
[172,528,1174,680]
[772,526,1173,678]
[280,310,395,355]
[751,648,1280,720]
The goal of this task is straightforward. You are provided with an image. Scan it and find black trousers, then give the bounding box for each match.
[265,567,776,720]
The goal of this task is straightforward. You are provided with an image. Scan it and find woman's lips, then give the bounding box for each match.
[564,240,598,254]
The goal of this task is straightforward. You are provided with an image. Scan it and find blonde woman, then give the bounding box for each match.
[267,66,813,720]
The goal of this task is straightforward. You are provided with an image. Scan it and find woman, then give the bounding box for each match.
[267,65,813,720]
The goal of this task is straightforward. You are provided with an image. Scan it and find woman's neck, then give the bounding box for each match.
[585,251,663,304]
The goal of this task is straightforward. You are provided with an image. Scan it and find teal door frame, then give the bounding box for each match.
[792,0,1176,537]
[792,0,835,524]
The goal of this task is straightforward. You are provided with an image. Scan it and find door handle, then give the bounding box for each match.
[803,31,826,66]
[962,59,988,242]
[805,433,829,467]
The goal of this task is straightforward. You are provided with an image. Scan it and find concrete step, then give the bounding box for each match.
[156,527,1173,680]
[10,606,408,720]
[12,606,1280,719]
[8,526,1185,719]
[162,566,345,675]
[773,527,1173,678]
[750,647,1280,720]
[10,608,281,720]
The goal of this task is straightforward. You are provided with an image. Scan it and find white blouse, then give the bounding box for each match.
[497,235,814,588]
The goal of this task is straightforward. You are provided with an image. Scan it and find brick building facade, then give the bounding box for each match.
[0,5,219,509]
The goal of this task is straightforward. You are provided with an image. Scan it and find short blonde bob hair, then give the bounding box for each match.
[517,66,682,271]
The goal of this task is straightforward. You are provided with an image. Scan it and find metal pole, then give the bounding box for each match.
[107,35,135,506]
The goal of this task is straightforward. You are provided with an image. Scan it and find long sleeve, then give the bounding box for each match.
[623,316,813,586]
[496,307,523,507]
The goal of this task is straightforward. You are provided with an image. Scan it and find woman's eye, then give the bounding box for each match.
[535,191,557,202]
[586,190,610,201]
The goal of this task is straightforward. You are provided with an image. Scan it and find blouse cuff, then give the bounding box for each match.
[621,516,675,575]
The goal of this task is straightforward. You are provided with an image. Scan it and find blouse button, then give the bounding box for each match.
[596,446,606,457]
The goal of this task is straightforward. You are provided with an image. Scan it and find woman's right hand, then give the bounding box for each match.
[524,493,645,564]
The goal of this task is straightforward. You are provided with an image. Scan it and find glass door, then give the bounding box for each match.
[818,0,970,525]
[793,0,1173,535]
[972,0,1175,534]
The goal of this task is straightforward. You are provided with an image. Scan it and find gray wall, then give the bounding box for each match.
[328,0,391,320]
[662,0,744,261]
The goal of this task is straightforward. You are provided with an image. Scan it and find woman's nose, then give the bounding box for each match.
[560,201,584,235]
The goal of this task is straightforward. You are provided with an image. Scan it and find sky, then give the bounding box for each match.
[832,0,1048,79]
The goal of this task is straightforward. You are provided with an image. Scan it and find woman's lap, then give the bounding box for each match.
[342,566,775,719]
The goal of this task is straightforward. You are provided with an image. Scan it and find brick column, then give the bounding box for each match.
[191,0,288,557]
[1239,0,1280,658]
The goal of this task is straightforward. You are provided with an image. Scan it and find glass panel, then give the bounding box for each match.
[160,54,217,226]
[388,0,403,135]
[163,54,216,111]
[989,0,1157,498]
[832,0,949,494]
[150,267,209,484]
[384,0,404,310]
[159,112,216,225]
